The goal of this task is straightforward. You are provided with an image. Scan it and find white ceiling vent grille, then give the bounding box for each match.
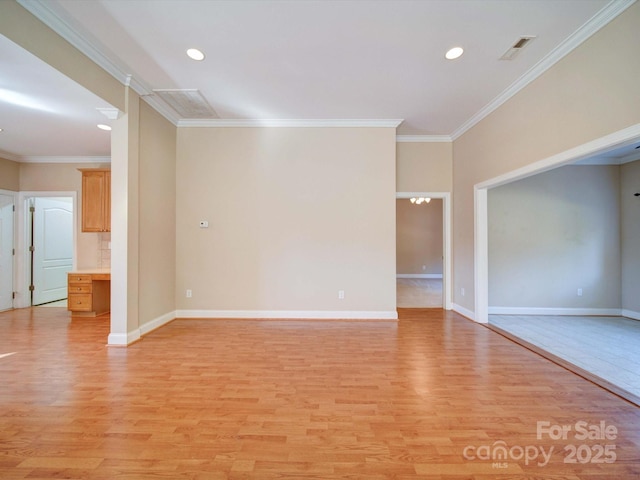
[500,36,536,61]
[152,89,218,118]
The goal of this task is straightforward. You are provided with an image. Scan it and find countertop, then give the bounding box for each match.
[69,268,111,275]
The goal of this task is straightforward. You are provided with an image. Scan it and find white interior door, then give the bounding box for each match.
[0,194,14,311]
[32,197,73,305]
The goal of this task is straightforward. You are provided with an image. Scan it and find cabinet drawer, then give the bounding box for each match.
[68,294,92,311]
[68,274,92,284]
[69,284,92,294]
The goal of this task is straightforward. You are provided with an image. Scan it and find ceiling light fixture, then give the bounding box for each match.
[97,124,112,131]
[410,197,431,205]
[186,48,205,61]
[445,47,464,60]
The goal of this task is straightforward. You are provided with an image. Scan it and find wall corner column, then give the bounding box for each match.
[108,88,141,345]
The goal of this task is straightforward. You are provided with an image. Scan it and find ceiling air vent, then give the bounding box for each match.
[500,36,536,61]
[152,89,218,118]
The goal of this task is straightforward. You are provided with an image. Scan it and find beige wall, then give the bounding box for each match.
[176,127,397,314]
[396,198,443,275]
[396,142,452,192]
[19,162,111,269]
[488,165,620,309]
[453,3,640,313]
[621,160,640,316]
[0,158,20,191]
[138,100,177,326]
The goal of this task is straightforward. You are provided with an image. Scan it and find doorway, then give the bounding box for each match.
[0,192,15,311]
[395,192,451,310]
[27,196,74,306]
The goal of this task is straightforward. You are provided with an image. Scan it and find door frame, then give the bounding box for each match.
[396,191,452,310]
[0,189,17,311]
[16,191,77,309]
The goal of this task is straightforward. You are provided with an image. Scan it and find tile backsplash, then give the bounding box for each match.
[99,232,111,268]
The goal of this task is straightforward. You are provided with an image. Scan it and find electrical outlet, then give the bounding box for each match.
[461,287,465,296]
[186,289,192,298]
[577,288,583,297]
[338,290,345,300]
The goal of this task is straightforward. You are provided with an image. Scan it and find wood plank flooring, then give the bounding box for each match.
[1,307,640,479]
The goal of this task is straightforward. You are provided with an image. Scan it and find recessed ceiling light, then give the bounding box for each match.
[186,48,205,61]
[445,47,464,60]
[97,124,112,131]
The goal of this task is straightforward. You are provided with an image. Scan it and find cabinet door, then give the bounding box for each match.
[82,171,106,232]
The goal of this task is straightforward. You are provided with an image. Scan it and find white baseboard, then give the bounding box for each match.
[396,274,443,279]
[175,309,399,320]
[622,309,640,321]
[139,310,176,336]
[488,307,622,316]
[107,329,141,346]
[452,303,476,321]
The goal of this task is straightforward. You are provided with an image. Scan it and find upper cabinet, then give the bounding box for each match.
[79,168,111,232]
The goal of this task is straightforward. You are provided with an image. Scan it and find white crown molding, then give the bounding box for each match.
[177,119,404,128]
[18,156,111,164]
[0,151,21,162]
[396,135,452,143]
[450,0,637,140]
[17,0,152,99]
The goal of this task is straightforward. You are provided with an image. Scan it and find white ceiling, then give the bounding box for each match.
[1,0,638,163]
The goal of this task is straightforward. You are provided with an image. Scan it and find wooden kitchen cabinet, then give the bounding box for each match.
[79,168,111,232]
[67,272,110,317]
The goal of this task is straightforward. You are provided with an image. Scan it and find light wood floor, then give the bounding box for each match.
[1,307,640,479]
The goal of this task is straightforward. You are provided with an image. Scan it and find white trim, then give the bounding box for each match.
[177,119,404,128]
[107,330,141,346]
[474,187,489,324]
[622,309,640,321]
[396,274,443,279]
[396,191,451,310]
[451,0,636,140]
[0,189,17,311]
[0,152,21,162]
[17,156,111,164]
[175,310,399,320]
[139,310,176,336]
[452,303,475,321]
[396,135,452,143]
[489,307,622,316]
